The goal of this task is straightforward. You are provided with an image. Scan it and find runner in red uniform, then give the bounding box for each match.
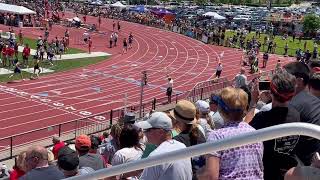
[2,45,7,67]
[83,15,87,24]
[22,44,31,67]
[98,15,101,28]
[6,46,14,67]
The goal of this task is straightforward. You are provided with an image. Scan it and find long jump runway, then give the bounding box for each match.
[0,13,294,148]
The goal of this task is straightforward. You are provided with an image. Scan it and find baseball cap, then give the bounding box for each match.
[58,146,79,171]
[124,112,136,124]
[195,100,210,113]
[75,135,91,150]
[135,112,172,131]
[170,100,196,124]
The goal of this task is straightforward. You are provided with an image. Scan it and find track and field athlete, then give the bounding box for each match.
[128,33,133,49]
[9,62,23,80]
[122,38,127,54]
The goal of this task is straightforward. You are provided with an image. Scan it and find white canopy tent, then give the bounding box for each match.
[0,3,36,15]
[202,12,226,20]
[110,1,126,8]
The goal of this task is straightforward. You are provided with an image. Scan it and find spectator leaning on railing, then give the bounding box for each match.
[248,69,300,180]
[198,87,264,180]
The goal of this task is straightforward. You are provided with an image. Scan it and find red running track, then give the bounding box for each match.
[0,13,294,143]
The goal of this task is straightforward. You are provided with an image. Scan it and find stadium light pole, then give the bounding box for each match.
[139,71,147,118]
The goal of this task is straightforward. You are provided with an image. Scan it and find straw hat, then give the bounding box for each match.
[170,100,196,124]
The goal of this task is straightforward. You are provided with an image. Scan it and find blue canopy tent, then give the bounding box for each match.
[129,5,146,13]
[151,8,175,16]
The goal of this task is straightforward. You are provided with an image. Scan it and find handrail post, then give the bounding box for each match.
[152,98,156,110]
[74,120,78,139]
[58,124,62,137]
[175,94,178,103]
[110,110,113,127]
[10,137,13,159]
[142,105,145,117]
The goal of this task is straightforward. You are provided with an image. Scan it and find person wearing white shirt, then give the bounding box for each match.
[166,76,173,103]
[136,112,192,180]
[215,62,223,78]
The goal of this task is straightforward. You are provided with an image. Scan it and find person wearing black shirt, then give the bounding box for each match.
[171,100,206,178]
[308,73,320,98]
[249,70,300,180]
[284,62,320,165]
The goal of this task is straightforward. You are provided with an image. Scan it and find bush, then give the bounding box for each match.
[303,14,320,37]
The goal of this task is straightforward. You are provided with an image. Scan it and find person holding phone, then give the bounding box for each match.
[246,69,300,180]
[285,152,320,180]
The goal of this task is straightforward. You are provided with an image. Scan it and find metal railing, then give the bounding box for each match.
[65,123,320,180]
[0,93,183,162]
[185,69,274,102]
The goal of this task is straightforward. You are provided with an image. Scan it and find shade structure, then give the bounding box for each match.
[202,12,226,20]
[110,1,126,8]
[151,8,175,16]
[0,3,36,15]
[90,0,103,5]
[129,5,146,13]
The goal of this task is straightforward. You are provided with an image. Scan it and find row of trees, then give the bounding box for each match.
[303,14,320,36]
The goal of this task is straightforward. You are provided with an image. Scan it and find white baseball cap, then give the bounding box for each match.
[135,112,172,131]
[195,100,210,113]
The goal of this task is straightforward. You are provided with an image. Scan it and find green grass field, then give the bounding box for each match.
[22,37,85,54]
[0,56,108,82]
[224,31,319,57]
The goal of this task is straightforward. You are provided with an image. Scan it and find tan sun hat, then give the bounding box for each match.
[170,100,196,124]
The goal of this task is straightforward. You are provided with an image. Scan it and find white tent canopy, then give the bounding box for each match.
[0,3,36,15]
[110,1,126,8]
[202,12,226,20]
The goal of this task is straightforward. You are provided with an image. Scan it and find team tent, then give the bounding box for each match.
[202,12,226,20]
[0,3,36,15]
[129,5,147,13]
[151,8,175,16]
[110,1,126,8]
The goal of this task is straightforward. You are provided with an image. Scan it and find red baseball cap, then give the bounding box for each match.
[75,135,91,150]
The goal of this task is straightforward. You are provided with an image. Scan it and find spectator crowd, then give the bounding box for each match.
[0,1,319,180]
